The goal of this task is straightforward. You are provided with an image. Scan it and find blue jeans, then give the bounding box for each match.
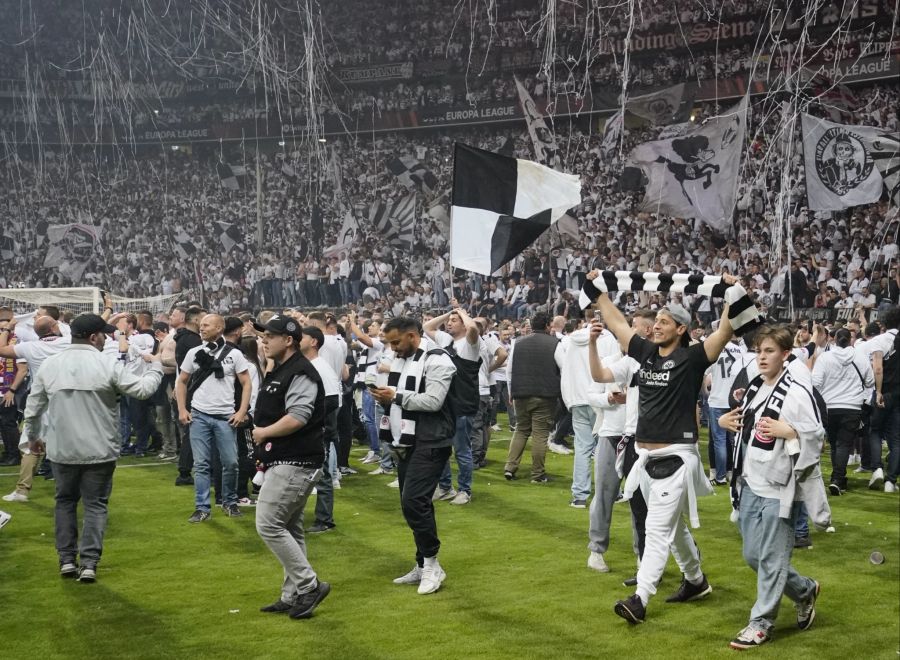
[362,389,380,452]
[739,488,817,632]
[708,406,733,481]
[440,415,473,494]
[570,405,598,501]
[119,399,132,448]
[190,411,238,511]
[793,501,809,537]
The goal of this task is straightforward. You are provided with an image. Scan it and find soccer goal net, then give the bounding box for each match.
[0,287,187,316]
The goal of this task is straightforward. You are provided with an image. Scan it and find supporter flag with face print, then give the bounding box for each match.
[514,76,561,169]
[43,223,101,281]
[620,97,747,233]
[625,83,694,125]
[802,114,899,211]
[450,142,581,276]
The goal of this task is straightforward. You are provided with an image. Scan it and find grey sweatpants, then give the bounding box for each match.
[587,436,621,555]
[256,464,322,604]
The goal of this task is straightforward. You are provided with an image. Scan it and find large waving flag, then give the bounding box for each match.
[514,76,561,168]
[370,195,416,249]
[450,143,581,275]
[620,97,747,232]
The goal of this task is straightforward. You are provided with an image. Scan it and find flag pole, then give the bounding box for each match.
[256,153,263,250]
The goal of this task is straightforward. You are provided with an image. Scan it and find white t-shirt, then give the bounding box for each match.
[434,329,482,362]
[707,342,747,408]
[320,334,348,384]
[478,334,502,395]
[310,355,341,398]
[180,342,249,416]
[364,337,385,379]
[867,329,898,359]
[14,335,71,377]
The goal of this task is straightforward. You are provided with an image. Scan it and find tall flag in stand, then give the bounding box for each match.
[800,68,858,122]
[625,83,694,125]
[215,222,243,252]
[450,143,581,276]
[323,210,360,258]
[801,114,899,210]
[0,233,16,261]
[217,161,247,191]
[370,195,416,249]
[171,228,197,260]
[619,97,748,233]
[514,76,561,168]
[601,110,624,160]
[387,156,438,195]
[43,223,101,281]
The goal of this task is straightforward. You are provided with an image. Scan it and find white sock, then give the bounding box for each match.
[423,556,439,568]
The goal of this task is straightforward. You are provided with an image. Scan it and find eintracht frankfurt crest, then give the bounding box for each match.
[815,127,875,196]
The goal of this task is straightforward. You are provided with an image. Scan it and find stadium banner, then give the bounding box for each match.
[336,62,414,84]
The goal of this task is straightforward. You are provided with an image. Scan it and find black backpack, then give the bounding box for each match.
[427,345,481,417]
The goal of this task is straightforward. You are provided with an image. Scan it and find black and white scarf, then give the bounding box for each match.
[379,347,428,447]
[579,270,761,336]
[353,344,376,387]
[730,368,794,511]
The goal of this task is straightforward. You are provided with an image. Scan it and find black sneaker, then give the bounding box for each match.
[665,574,712,602]
[827,483,842,496]
[796,581,820,630]
[504,471,515,481]
[60,562,78,578]
[77,566,97,583]
[794,535,812,549]
[260,599,293,613]
[188,509,211,523]
[623,576,638,587]
[614,594,646,624]
[223,503,242,517]
[174,475,194,486]
[289,581,331,619]
[308,522,335,534]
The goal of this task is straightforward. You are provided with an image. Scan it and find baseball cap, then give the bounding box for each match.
[660,305,691,327]
[253,314,302,340]
[71,313,116,338]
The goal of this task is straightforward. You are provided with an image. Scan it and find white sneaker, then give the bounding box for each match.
[886,481,897,493]
[708,468,715,482]
[449,491,471,505]
[393,565,422,585]
[0,509,10,530]
[587,551,610,573]
[370,467,393,476]
[432,486,457,501]
[417,559,446,594]
[386,478,400,488]
[548,442,573,455]
[332,478,341,490]
[2,491,28,503]
[490,425,501,432]
[853,465,867,473]
[360,451,377,464]
[869,468,884,490]
[848,453,860,466]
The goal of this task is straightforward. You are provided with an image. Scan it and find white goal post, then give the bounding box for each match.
[0,287,188,316]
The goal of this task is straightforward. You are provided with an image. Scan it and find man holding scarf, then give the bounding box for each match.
[370,317,456,595]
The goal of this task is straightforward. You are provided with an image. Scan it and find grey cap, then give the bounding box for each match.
[660,305,691,327]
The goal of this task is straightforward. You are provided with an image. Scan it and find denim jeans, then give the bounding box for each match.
[256,464,322,603]
[440,415,474,494]
[314,410,340,526]
[739,487,817,632]
[54,461,116,567]
[362,389,380,451]
[793,501,809,537]
[119,398,132,448]
[708,406,733,481]
[190,411,239,511]
[570,405,597,501]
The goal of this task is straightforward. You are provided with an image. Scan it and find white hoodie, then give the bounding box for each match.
[811,345,874,410]
[560,327,618,409]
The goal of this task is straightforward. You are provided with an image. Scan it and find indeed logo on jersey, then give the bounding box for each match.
[640,358,676,387]
[640,368,670,385]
